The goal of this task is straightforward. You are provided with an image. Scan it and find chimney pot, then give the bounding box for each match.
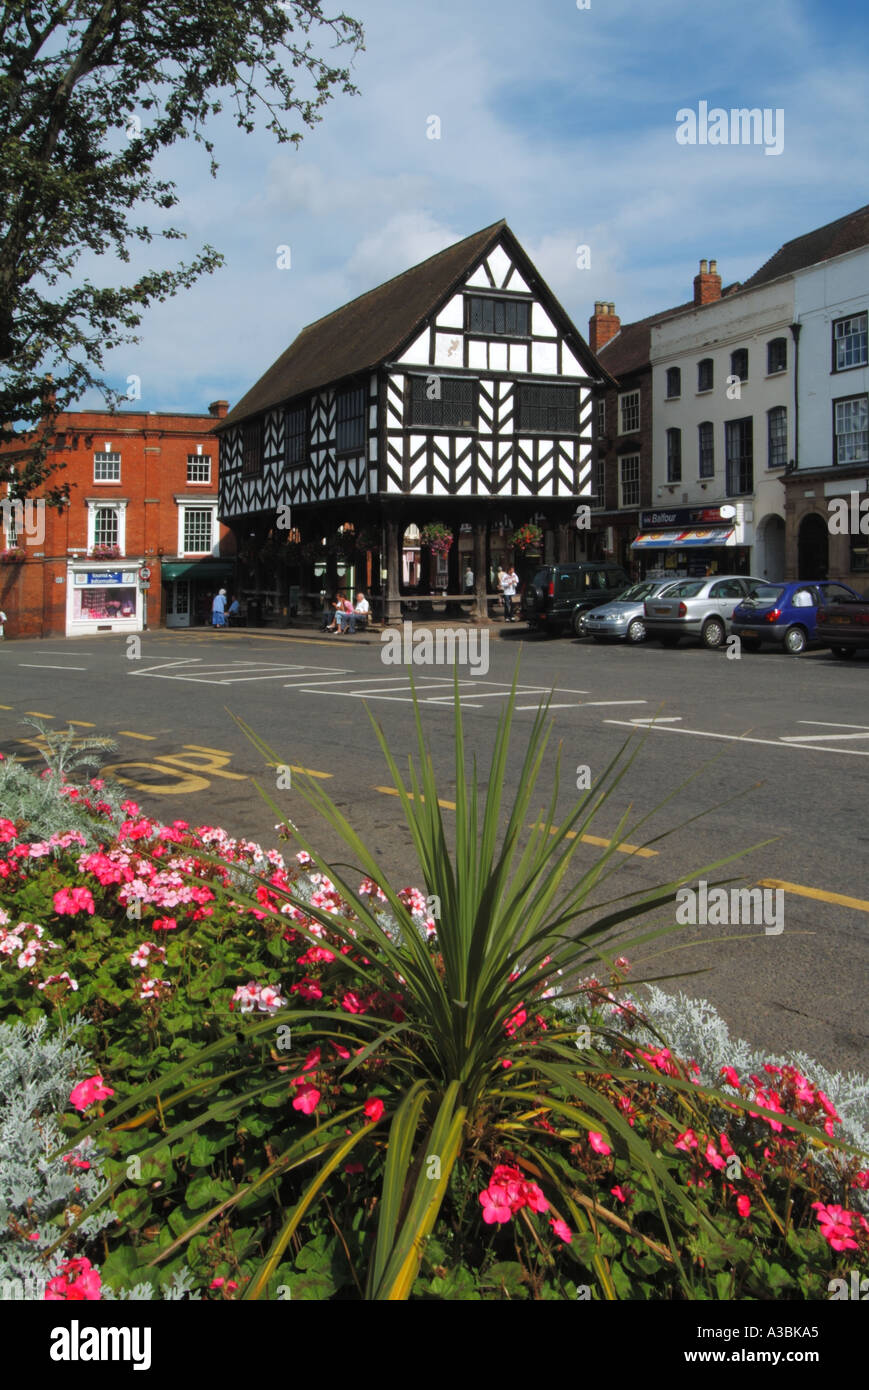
[209,400,229,419]
[699,259,708,274]
[709,259,717,274]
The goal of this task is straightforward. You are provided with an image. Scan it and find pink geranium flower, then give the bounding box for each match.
[292,1084,321,1115]
[53,886,95,916]
[69,1076,114,1112]
[45,1257,102,1301]
[588,1131,611,1156]
[812,1202,859,1252]
[363,1098,384,1123]
[736,1195,751,1218]
[720,1065,741,1089]
[549,1218,572,1244]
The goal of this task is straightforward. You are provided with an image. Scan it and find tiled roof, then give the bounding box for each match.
[220,221,611,428]
[741,204,869,290]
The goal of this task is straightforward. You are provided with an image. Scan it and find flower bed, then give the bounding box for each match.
[1,781,867,1300]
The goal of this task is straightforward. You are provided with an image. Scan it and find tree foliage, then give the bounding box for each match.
[0,1,364,495]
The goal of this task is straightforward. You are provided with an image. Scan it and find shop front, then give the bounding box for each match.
[161,561,235,628]
[631,504,752,579]
[66,562,143,636]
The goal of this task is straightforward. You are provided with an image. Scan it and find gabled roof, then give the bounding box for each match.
[219,221,611,428]
[741,203,869,290]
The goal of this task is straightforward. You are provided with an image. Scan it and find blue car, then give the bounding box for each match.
[731,580,863,655]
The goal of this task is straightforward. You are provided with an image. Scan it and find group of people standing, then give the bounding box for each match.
[463,564,520,620]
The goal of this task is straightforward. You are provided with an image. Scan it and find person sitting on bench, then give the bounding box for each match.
[337,592,370,633]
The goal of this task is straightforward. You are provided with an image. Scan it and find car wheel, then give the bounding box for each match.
[658,633,680,648]
[626,618,646,644]
[572,609,589,637]
[831,645,856,659]
[740,634,761,651]
[783,625,807,656]
[701,617,726,650]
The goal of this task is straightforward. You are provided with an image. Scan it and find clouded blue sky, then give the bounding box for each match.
[77,0,869,414]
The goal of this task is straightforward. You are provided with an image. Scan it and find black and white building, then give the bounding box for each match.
[217,221,612,621]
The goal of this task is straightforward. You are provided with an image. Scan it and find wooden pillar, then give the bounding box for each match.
[472,515,490,622]
[383,509,402,623]
[556,520,571,563]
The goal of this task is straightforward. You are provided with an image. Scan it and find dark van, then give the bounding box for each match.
[521,563,631,636]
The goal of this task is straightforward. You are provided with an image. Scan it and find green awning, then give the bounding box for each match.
[161,561,234,582]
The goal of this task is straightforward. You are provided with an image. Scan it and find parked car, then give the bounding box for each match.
[583,580,678,644]
[815,589,869,658]
[643,575,765,649]
[731,580,863,655]
[521,562,631,636]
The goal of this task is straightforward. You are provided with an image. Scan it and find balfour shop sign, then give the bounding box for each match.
[639,506,727,529]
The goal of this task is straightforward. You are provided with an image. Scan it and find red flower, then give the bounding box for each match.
[549,1217,572,1244]
[292,1083,321,1115]
[363,1098,384,1124]
[69,1076,114,1113]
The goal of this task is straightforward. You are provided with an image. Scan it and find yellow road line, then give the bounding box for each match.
[67,720,95,727]
[374,786,654,856]
[0,704,13,709]
[119,730,156,741]
[759,878,869,914]
[375,786,457,810]
[25,711,54,717]
[265,761,333,779]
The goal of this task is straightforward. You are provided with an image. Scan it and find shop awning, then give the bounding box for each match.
[631,527,735,550]
[160,561,234,582]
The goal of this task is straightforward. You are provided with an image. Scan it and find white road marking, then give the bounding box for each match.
[605,720,869,757]
[19,663,87,671]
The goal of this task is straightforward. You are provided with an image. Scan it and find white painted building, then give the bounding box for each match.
[649,273,794,580]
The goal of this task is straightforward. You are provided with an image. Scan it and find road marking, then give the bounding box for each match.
[67,720,95,727]
[265,763,333,779]
[604,719,869,757]
[372,786,657,856]
[375,786,457,810]
[629,716,683,724]
[758,878,869,914]
[578,700,648,708]
[102,743,248,794]
[780,731,869,743]
[795,720,869,730]
[536,824,658,858]
[19,663,87,671]
[0,704,12,710]
[119,731,156,741]
[24,711,54,718]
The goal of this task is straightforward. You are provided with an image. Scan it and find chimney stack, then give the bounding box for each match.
[588,301,621,353]
[208,400,229,419]
[693,258,722,306]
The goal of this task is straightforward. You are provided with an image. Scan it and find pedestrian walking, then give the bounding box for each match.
[463,564,474,593]
[211,588,227,629]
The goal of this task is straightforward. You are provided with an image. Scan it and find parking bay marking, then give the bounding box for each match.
[605,719,869,757]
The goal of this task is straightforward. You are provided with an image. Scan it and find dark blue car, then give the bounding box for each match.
[731,580,863,655]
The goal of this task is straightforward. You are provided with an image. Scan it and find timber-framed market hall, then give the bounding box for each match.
[216,221,612,623]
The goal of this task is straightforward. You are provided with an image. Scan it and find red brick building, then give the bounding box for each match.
[0,402,234,639]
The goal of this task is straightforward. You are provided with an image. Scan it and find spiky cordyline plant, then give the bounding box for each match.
[71,666,794,1300]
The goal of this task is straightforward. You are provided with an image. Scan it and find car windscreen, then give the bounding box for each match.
[617,582,658,602]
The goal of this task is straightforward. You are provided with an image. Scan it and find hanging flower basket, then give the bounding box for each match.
[509,523,543,553]
[420,522,454,554]
[0,547,25,564]
[89,545,120,560]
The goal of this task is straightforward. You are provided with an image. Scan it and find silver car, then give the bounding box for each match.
[584,580,678,644]
[643,575,766,650]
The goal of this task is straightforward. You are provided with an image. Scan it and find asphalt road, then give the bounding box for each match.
[1,623,867,1079]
